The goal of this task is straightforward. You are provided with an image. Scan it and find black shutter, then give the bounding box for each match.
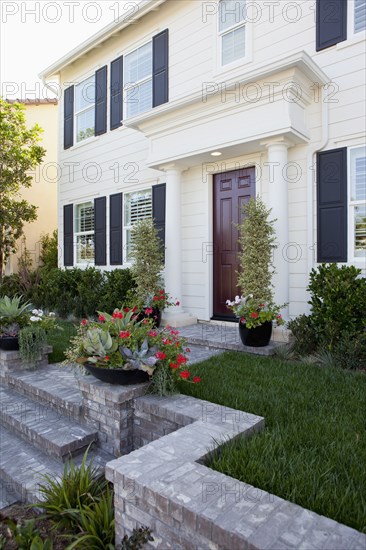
[63,204,74,266]
[317,148,347,262]
[110,56,123,130]
[152,184,166,256]
[153,29,169,107]
[95,66,107,136]
[316,0,347,51]
[94,197,107,266]
[110,193,123,265]
[64,86,74,149]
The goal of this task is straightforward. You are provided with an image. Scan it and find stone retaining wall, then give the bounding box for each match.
[0,346,52,372]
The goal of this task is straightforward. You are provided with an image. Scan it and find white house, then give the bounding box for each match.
[40,0,366,327]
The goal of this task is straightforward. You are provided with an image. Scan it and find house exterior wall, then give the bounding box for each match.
[5,101,58,275]
[51,0,365,322]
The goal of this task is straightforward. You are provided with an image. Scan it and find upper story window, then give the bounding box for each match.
[75,202,95,263]
[75,75,95,143]
[354,0,366,33]
[124,42,153,118]
[219,0,246,66]
[349,146,366,260]
[123,189,152,262]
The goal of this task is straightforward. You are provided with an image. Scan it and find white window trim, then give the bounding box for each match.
[74,201,95,266]
[123,187,152,264]
[340,0,366,48]
[348,144,366,264]
[214,1,252,77]
[74,75,96,144]
[123,40,153,120]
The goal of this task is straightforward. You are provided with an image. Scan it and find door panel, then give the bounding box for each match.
[213,168,256,318]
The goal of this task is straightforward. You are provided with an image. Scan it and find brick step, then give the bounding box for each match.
[0,478,19,510]
[0,425,113,504]
[0,386,98,461]
[0,364,83,420]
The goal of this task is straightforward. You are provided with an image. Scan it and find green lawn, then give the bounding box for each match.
[47,320,77,363]
[179,352,366,533]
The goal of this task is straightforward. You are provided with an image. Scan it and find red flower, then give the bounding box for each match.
[193,376,201,384]
[81,319,88,326]
[276,314,282,319]
[112,311,123,319]
[177,354,187,365]
[170,329,179,336]
[105,356,109,361]
[155,351,166,360]
[153,296,159,301]
[260,303,265,308]
[98,314,106,322]
[175,300,180,306]
[240,317,246,324]
[185,347,190,353]
[148,330,157,337]
[143,319,149,324]
[132,306,138,313]
[180,370,190,379]
[123,307,130,312]
[119,331,131,339]
[162,338,173,345]
[250,312,259,319]
[145,308,153,315]
[159,289,165,295]
[169,362,178,369]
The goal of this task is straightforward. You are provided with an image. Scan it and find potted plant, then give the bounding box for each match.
[0,295,32,350]
[65,306,201,394]
[19,309,60,366]
[129,219,178,327]
[226,198,286,347]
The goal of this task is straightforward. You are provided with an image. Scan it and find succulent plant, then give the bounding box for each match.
[81,328,118,363]
[0,322,20,337]
[120,338,158,375]
[0,295,32,326]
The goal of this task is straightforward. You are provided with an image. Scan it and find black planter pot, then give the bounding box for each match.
[0,336,19,351]
[137,308,162,328]
[238,320,272,347]
[84,362,150,385]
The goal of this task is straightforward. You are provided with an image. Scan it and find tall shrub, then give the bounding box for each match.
[237,197,276,303]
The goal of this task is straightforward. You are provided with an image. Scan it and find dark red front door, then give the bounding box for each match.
[213,168,256,318]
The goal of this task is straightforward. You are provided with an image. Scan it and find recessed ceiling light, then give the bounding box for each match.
[211,151,222,156]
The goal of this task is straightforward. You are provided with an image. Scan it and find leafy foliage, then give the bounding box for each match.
[0,99,46,276]
[39,230,58,270]
[237,197,276,303]
[287,314,317,356]
[129,219,164,307]
[3,518,53,549]
[18,325,47,366]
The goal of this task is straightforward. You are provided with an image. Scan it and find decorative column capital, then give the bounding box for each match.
[260,136,294,151]
[158,163,183,175]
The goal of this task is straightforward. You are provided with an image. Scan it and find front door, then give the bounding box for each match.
[213,168,256,319]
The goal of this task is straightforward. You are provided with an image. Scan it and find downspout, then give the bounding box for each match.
[305,84,329,313]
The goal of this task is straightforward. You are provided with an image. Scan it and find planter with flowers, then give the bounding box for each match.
[129,219,179,327]
[0,295,32,350]
[226,198,286,347]
[65,307,200,395]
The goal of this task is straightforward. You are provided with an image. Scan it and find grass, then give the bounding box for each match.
[47,320,77,363]
[179,351,366,533]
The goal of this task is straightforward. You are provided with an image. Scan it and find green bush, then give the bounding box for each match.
[287,314,317,356]
[99,268,135,312]
[308,263,366,349]
[331,332,366,370]
[39,230,58,270]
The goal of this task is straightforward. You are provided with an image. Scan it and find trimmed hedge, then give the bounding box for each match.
[0,267,135,318]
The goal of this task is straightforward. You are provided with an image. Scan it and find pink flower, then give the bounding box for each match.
[119,331,130,339]
[185,347,190,353]
[81,319,88,326]
[175,300,180,306]
[276,314,282,319]
[193,376,201,384]
[169,362,178,369]
[170,329,179,336]
[155,351,166,360]
[145,308,153,315]
[98,314,106,322]
[143,319,149,324]
[180,370,190,379]
[148,330,157,337]
[177,354,187,365]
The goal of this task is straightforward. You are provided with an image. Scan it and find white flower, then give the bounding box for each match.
[32,309,39,315]
[49,312,55,317]
[234,295,240,304]
[30,316,41,322]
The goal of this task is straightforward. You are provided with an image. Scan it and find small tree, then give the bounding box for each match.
[130,219,164,306]
[39,230,58,270]
[0,99,46,278]
[237,197,277,303]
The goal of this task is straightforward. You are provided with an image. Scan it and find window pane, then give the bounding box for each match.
[124,189,152,260]
[222,26,245,65]
[350,146,366,201]
[75,76,95,112]
[355,0,366,33]
[76,235,95,263]
[126,79,152,117]
[76,108,95,142]
[354,205,366,257]
[125,42,152,83]
[76,202,94,233]
[219,0,246,32]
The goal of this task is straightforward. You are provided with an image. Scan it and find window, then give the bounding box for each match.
[124,189,152,261]
[354,0,366,33]
[349,146,366,259]
[219,0,246,66]
[75,75,95,143]
[124,42,152,118]
[75,202,95,263]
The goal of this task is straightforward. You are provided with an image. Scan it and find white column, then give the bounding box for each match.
[262,138,292,320]
[161,166,196,327]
